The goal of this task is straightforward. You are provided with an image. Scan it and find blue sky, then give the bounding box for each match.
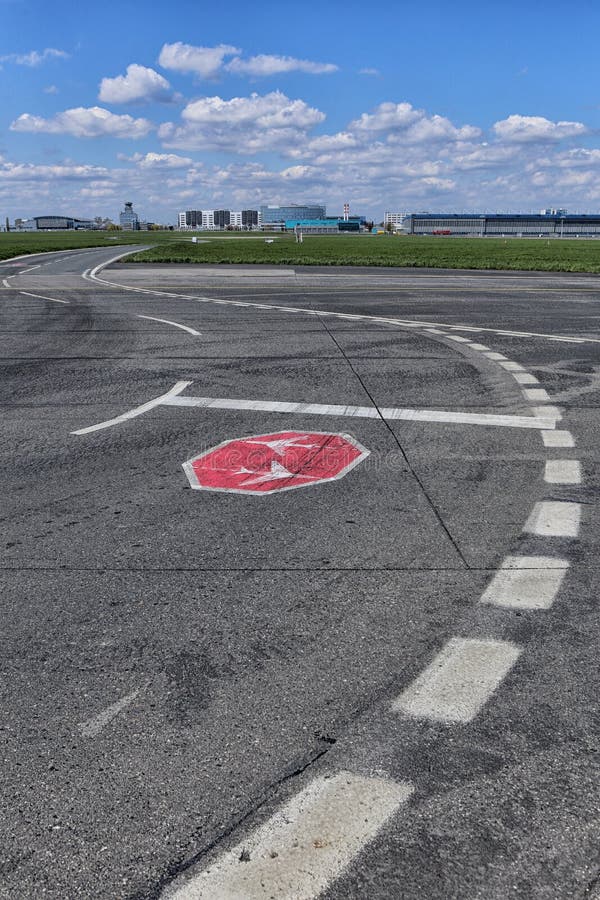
[2,0,600,222]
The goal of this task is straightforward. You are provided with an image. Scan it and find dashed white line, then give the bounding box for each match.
[500,361,525,372]
[533,404,563,421]
[79,687,142,738]
[512,373,539,385]
[19,290,69,305]
[468,343,490,351]
[2,279,10,288]
[392,637,522,724]
[480,555,569,610]
[71,380,192,435]
[542,430,575,448]
[484,351,508,361]
[447,335,471,343]
[163,773,413,900]
[523,388,551,402]
[544,459,582,484]
[524,501,581,538]
[166,394,556,430]
[137,314,201,337]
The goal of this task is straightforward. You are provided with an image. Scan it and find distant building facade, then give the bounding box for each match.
[177,208,261,230]
[406,212,600,236]
[15,215,94,231]
[260,204,326,227]
[384,212,408,230]
[119,202,139,231]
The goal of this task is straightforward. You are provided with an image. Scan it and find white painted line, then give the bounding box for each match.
[533,405,563,421]
[137,315,201,337]
[165,395,556,430]
[425,328,444,334]
[512,373,538,385]
[71,380,192,435]
[392,637,522,723]
[79,687,141,738]
[480,555,569,610]
[2,279,10,288]
[544,459,582,484]
[468,343,490,351]
[484,351,508,361]
[447,335,471,343]
[20,290,69,305]
[542,429,575,448]
[18,264,41,274]
[164,772,413,900]
[500,361,525,372]
[523,388,551,402]
[84,266,599,345]
[524,501,581,538]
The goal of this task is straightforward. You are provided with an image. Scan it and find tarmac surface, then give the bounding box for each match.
[1,246,600,899]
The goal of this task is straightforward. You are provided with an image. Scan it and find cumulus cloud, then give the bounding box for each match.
[121,151,194,168]
[0,47,68,66]
[493,114,588,142]
[159,90,325,153]
[99,64,178,104]
[158,42,239,78]
[350,101,481,142]
[225,54,337,76]
[10,106,154,139]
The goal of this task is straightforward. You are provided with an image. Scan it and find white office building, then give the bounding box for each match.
[384,212,409,230]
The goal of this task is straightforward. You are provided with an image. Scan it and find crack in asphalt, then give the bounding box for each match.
[313,308,471,570]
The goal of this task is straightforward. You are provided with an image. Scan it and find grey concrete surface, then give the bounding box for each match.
[1,248,599,898]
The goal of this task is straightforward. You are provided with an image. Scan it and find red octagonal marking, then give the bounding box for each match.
[183,431,370,495]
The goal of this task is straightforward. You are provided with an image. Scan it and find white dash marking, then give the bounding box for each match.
[424,328,444,334]
[468,343,490,351]
[71,380,192,435]
[500,361,525,372]
[137,315,201,337]
[524,501,581,538]
[2,279,10,288]
[523,388,551,402]
[79,688,141,738]
[165,395,555,430]
[484,351,508,361]
[392,637,521,723]
[533,405,562,421]
[20,290,68,305]
[447,335,471,343]
[165,773,413,900]
[512,372,539,385]
[544,459,582,484]
[542,430,574,448]
[480,555,569,610]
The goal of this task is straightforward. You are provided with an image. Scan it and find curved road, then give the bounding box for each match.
[1,247,599,899]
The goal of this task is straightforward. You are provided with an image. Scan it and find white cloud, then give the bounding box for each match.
[43,85,59,95]
[358,68,380,76]
[99,64,178,104]
[121,151,194,168]
[158,42,239,78]
[0,47,68,66]
[349,101,481,143]
[225,54,337,76]
[493,114,588,142]
[159,90,325,153]
[10,106,154,139]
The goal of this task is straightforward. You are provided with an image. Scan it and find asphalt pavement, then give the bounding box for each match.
[1,246,599,899]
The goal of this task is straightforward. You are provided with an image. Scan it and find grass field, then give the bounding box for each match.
[126,234,600,272]
[3,231,600,272]
[0,230,188,261]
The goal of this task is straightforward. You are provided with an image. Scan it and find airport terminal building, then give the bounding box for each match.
[405,212,600,236]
